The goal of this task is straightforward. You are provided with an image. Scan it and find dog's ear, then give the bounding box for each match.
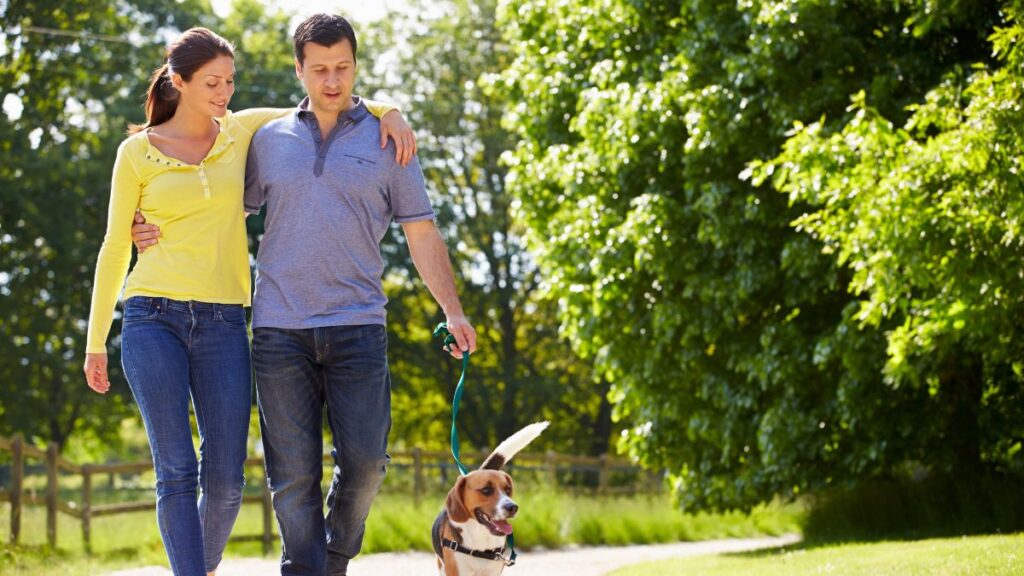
[446,475,471,523]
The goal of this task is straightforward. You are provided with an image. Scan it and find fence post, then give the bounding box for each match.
[261,462,273,556]
[413,448,423,508]
[46,442,59,548]
[10,434,23,545]
[598,454,610,495]
[647,469,661,493]
[546,450,558,488]
[82,464,93,554]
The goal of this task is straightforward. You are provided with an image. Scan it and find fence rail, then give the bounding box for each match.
[0,434,658,553]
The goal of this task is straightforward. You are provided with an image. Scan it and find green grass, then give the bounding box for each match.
[610,533,1024,575]
[0,490,800,575]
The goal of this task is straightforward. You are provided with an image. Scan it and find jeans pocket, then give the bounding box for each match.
[122,298,158,322]
[217,306,247,328]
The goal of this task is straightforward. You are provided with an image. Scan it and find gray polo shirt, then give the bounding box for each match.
[244,96,435,329]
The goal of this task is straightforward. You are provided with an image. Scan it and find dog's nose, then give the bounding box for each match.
[504,502,519,516]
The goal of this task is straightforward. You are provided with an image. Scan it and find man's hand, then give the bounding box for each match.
[379,109,417,167]
[132,211,161,253]
[84,353,110,394]
[443,314,477,359]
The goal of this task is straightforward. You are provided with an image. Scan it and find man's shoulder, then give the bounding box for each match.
[347,115,403,166]
[252,113,301,145]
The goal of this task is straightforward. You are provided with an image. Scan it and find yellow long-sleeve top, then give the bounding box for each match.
[86,102,396,353]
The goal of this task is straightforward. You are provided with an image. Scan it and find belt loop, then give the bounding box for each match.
[159,297,167,314]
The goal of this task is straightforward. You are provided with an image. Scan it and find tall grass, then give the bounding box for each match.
[0,490,801,574]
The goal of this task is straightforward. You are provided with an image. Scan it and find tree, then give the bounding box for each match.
[497,0,1005,510]
[756,6,1024,479]
[0,0,211,451]
[371,0,617,454]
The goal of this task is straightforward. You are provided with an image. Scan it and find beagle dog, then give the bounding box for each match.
[432,422,549,575]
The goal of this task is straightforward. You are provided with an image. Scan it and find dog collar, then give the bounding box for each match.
[441,537,516,566]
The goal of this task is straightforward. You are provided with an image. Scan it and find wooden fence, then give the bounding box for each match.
[0,434,660,554]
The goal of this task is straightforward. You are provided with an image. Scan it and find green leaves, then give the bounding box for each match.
[500,0,1019,511]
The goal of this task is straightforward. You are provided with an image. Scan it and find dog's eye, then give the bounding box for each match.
[481,486,494,496]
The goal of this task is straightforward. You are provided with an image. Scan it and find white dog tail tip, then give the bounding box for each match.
[480,421,550,470]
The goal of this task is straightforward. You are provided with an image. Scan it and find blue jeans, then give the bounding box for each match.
[253,325,391,576]
[120,297,252,575]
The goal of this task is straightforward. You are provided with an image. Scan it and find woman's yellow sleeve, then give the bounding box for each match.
[234,108,293,133]
[363,99,398,119]
[86,140,142,353]
[234,101,397,133]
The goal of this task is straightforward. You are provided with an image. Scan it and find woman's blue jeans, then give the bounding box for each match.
[120,296,252,575]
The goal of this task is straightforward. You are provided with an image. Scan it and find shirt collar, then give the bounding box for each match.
[296,95,368,125]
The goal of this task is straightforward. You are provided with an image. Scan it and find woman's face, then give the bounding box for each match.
[172,54,235,118]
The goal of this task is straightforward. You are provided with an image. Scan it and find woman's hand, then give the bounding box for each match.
[380,109,417,167]
[84,353,110,394]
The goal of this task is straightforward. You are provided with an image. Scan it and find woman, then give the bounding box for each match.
[81,28,413,576]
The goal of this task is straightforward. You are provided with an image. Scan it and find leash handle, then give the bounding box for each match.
[433,322,471,476]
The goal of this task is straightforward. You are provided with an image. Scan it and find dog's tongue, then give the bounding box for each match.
[494,520,513,535]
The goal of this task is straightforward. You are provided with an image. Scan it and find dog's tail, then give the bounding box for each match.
[480,421,550,470]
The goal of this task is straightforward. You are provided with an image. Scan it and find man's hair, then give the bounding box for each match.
[293,13,358,65]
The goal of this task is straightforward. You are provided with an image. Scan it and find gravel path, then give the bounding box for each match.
[106,534,800,576]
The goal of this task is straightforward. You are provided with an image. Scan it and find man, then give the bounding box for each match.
[135,14,477,575]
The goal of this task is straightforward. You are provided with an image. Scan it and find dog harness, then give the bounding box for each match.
[441,537,515,566]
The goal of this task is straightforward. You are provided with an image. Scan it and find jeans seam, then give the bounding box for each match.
[190,359,214,570]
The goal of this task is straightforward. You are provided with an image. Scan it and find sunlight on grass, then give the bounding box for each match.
[610,533,1024,575]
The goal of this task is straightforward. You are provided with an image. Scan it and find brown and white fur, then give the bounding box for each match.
[432,422,549,575]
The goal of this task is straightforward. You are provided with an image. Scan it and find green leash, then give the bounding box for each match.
[433,322,518,566]
[433,322,471,476]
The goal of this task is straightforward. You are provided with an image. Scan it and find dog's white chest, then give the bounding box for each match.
[450,553,506,575]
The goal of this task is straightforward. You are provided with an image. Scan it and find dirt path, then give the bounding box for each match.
[107,534,800,576]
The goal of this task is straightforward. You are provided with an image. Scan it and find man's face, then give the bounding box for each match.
[295,39,357,117]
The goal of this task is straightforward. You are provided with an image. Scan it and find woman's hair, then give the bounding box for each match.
[129,28,235,134]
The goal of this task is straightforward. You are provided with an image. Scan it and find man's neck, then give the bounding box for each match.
[311,102,352,139]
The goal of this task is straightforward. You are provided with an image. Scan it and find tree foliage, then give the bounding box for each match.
[375,0,616,455]
[0,0,211,450]
[497,0,1015,510]
[755,6,1024,478]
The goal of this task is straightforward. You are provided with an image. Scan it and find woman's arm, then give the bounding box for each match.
[236,103,417,166]
[84,140,142,392]
[365,99,417,166]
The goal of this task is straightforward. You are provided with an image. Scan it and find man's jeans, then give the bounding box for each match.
[253,324,391,576]
[120,297,252,575]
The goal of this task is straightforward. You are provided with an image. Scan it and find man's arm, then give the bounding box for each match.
[131,211,249,252]
[402,219,477,357]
